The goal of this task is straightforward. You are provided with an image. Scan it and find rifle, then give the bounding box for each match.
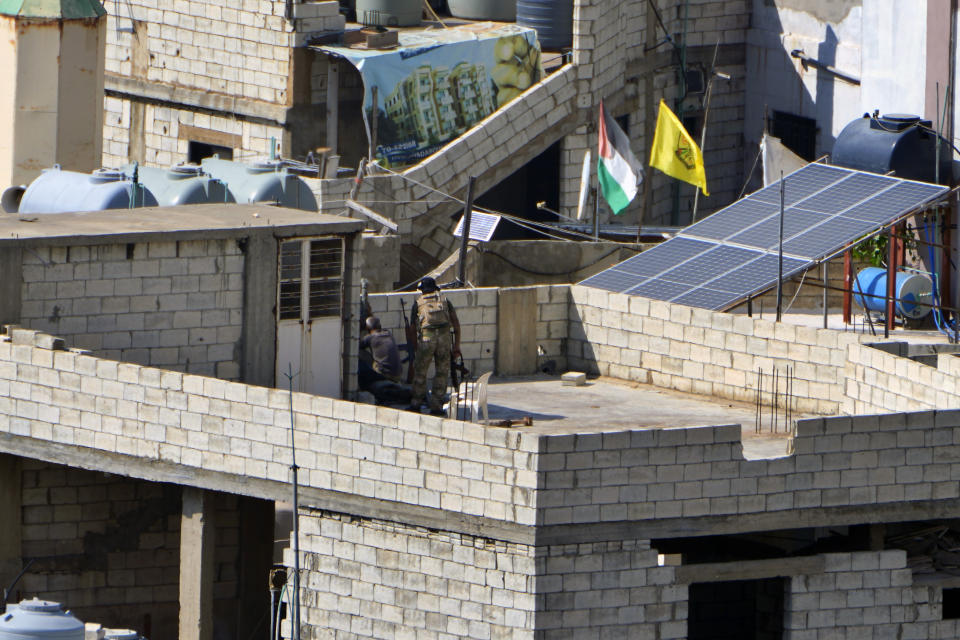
[400,298,416,384]
[359,278,370,334]
[450,350,469,391]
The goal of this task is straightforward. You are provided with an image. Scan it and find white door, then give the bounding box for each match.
[276,237,344,397]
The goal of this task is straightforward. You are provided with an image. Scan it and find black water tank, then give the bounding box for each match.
[832,113,951,184]
[517,0,573,50]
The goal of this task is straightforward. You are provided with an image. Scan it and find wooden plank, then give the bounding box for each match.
[496,287,538,375]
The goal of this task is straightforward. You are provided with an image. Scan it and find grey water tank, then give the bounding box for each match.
[832,113,951,184]
[447,0,515,21]
[0,599,84,640]
[517,0,572,50]
[200,158,318,211]
[122,164,230,206]
[10,167,158,214]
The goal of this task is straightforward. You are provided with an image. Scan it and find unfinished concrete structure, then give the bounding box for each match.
[0,0,107,188]
[5,271,960,637]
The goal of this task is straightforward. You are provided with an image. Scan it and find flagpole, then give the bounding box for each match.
[691,40,725,223]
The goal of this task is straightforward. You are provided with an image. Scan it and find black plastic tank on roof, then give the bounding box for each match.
[831,113,952,184]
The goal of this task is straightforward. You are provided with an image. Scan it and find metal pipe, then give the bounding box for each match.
[776,173,785,321]
[755,368,761,433]
[457,176,477,286]
[822,263,828,328]
[284,364,301,640]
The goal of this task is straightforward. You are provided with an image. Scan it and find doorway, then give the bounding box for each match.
[275,237,345,396]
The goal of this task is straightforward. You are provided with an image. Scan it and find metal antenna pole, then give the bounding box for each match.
[457,176,476,286]
[776,172,785,322]
[284,364,301,640]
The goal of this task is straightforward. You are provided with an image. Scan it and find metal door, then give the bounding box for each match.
[276,237,344,396]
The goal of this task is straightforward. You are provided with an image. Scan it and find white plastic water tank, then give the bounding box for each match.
[0,600,84,640]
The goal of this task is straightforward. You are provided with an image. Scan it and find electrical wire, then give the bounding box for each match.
[371,162,609,242]
[477,246,624,276]
[782,269,807,313]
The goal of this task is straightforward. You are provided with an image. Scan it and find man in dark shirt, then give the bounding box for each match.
[359,316,402,389]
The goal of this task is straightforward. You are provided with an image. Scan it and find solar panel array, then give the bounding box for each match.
[580,163,947,310]
[454,211,501,242]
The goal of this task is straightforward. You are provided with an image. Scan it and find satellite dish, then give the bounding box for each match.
[576,150,591,221]
[1,186,25,213]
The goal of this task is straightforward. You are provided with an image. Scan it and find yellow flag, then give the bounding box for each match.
[650,99,709,196]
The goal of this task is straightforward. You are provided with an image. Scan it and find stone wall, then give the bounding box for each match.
[786,550,959,639]
[535,409,960,529]
[294,510,538,639]
[534,539,684,640]
[16,460,242,640]
[0,326,541,528]
[17,240,245,380]
[843,343,960,415]
[567,285,863,415]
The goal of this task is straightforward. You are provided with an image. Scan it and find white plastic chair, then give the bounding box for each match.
[445,371,492,423]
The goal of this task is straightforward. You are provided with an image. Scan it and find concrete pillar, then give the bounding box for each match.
[241,232,278,387]
[0,454,22,589]
[179,487,215,640]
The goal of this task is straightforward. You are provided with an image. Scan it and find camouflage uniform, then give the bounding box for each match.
[410,291,456,411]
[410,326,452,411]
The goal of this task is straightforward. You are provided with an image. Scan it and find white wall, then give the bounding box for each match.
[746,1,929,165]
[860,0,927,119]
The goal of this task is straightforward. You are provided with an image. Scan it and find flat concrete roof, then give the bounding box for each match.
[479,375,797,459]
[0,204,365,246]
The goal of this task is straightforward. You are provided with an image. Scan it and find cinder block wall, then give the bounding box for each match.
[15,461,241,640]
[844,343,960,414]
[567,284,864,415]
[786,550,958,639]
[18,240,245,380]
[364,285,569,382]
[294,510,539,639]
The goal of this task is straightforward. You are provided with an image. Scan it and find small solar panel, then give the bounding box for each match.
[578,269,646,293]
[578,164,948,312]
[453,211,500,241]
[682,199,780,241]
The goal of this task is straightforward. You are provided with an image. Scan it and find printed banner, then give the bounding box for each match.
[321,22,542,168]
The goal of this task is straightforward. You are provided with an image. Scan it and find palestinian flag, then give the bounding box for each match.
[598,101,643,215]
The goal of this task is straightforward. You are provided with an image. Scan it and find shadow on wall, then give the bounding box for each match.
[743,7,847,194]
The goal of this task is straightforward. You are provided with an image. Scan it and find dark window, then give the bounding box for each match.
[771,111,817,161]
[278,241,302,320]
[188,140,233,164]
[307,239,343,319]
[688,578,786,640]
[944,588,960,619]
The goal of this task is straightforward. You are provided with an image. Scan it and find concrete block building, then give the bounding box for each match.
[5,266,960,637]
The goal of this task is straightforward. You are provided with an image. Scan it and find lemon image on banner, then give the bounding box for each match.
[650,99,709,196]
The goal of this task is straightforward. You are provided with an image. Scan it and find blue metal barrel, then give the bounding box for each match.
[517,0,572,50]
[853,267,933,319]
